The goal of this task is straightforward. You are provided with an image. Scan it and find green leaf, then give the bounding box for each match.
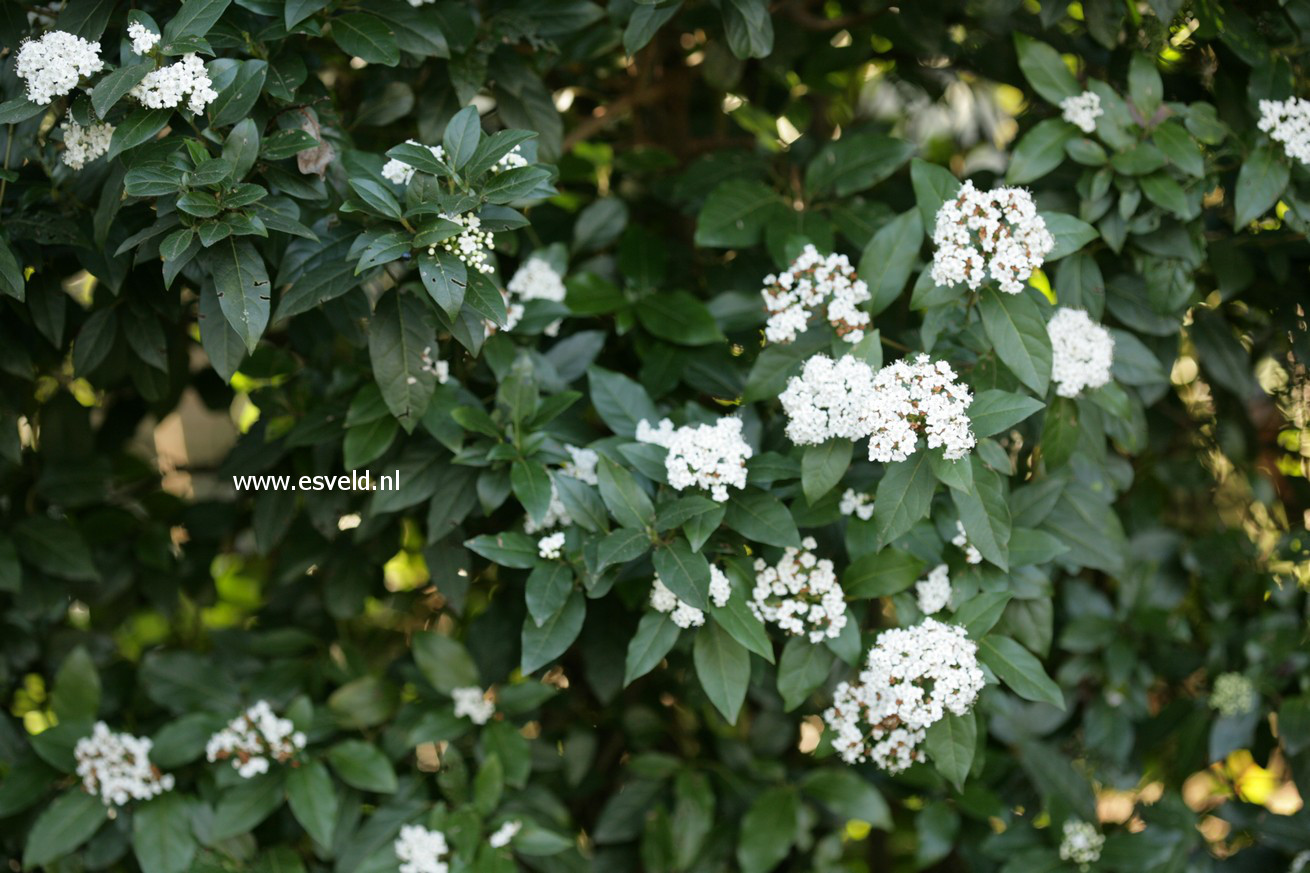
[1153,121,1204,177]
[1041,212,1099,261]
[978,634,1064,709]
[1007,118,1076,184]
[413,631,480,693]
[588,366,659,438]
[979,287,1051,396]
[91,62,153,118]
[0,238,25,301]
[652,539,711,609]
[210,773,286,841]
[693,620,750,723]
[163,0,232,43]
[327,739,398,793]
[950,459,1010,570]
[1234,144,1289,227]
[598,456,656,529]
[482,166,554,203]
[801,439,852,505]
[597,527,649,569]
[1128,53,1163,116]
[708,594,774,663]
[910,159,960,237]
[954,591,1012,638]
[844,548,925,598]
[442,105,482,170]
[1014,34,1080,104]
[332,13,400,65]
[0,535,20,593]
[419,251,468,319]
[635,291,724,345]
[694,180,778,248]
[624,611,681,685]
[526,562,574,626]
[806,134,915,198]
[466,532,538,568]
[858,209,922,315]
[109,108,173,158]
[721,0,773,59]
[724,490,800,548]
[521,591,586,673]
[369,290,436,432]
[872,450,935,547]
[14,516,98,581]
[52,646,100,723]
[286,760,338,847]
[208,59,268,128]
[801,769,892,829]
[925,710,976,791]
[0,98,44,125]
[133,793,197,873]
[968,389,1045,438]
[1008,528,1070,566]
[735,787,798,873]
[1279,696,1310,756]
[205,238,269,355]
[23,790,108,868]
[777,637,834,710]
[512,459,553,525]
[1041,481,1126,574]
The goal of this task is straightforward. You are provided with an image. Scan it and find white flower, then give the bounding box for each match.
[452,686,495,725]
[129,53,218,114]
[749,537,847,643]
[524,446,600,534]
[839,489,874,521]
[508,256,566,304]
[915,564,952,615]
[15,31,104,105]
[538,531,566,560]
[952,520,982,564]
[425,211,494,275]
[419,346,450,383]
[382,140,446,185]
[1259,98,1310,166]
[637,416,752,502]
[394,824,449,873]
[761,244,871,344]
[1059,819,1105,871]
[206,700,306,779]
[1210,672,1256,717]
[75,722,174,806]
[489,819,522,849]
[708,564,732,608]
[866,354,975,463]
[779,353,877,445]
[127,21,160,55]
[930,180,1054,294]
[823,618,984,772]
[494,145,528,172]
[1047,307,1115,398]
[60,114,114,171]
[1290,849,1310,873]
[651,576,705,628]
[406,0,437,6]
[1060,91,1103,134]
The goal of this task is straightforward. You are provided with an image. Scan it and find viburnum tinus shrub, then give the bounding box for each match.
[1,0,1310,872]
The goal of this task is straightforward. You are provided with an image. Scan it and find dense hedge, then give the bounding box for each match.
[1,0,1309,871]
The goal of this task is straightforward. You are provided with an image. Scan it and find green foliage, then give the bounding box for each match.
[1,1,1309,872]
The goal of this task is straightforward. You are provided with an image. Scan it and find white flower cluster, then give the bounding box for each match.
[525,445,600,534]
[749,538,847,643]
[74,722,174,806]
[15,31,104,105]
[504,256,566,334]
[1060,91,1103,134]
[915,564,952,615]
[651,566,730,629]
[839,488,874,521]
[130,53,218,114]
[636,416,752,502]
[1258,98,1310,166]
[952,520,981,564]
[205,700,306,778]
[538,531,565,560]
[395,824,450,873]
[382,141,446,186]
[425,212,494,275]
[1059,819,1105,871]
[1291,850,1310,873]
[866,355,975,463]
[1210,672,1257,717]
[761,245,871,345]
[1048,307,1115,397]
[779,353,877,445]
[128,21,160,55]
[419,346,450,383]
[452,686,495,725]
[495,145,528,172]
[489,819,522,849]
[61,116,114,171]
[930,180,1054,294]
[823,618,984,772]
